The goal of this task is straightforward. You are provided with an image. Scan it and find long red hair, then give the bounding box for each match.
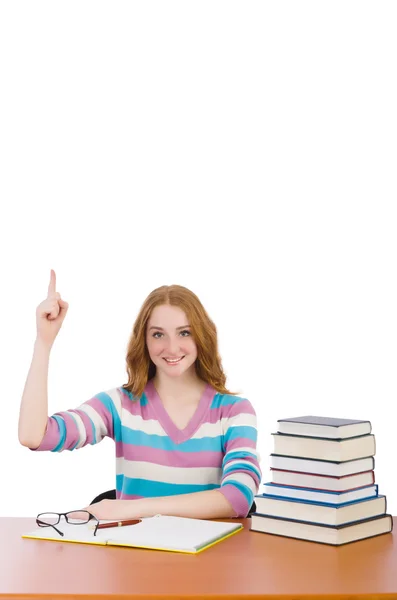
[122,285,235,398]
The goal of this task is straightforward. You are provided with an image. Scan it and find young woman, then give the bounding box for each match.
[19,270,261,521]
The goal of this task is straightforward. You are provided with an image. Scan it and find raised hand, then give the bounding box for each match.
[35,269,69,347]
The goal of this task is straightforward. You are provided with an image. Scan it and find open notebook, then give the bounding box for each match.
[22,515,243,554]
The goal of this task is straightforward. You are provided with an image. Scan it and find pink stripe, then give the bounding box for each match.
[116,442,224,468]
[31,394,111,452]
[222,468,261,488]
[225,437,257,452]
[217,486,250,518]
[119,387,256,424]
[119,389,158,419]
[31,417,61,451]
[116,492,145,500]
[207,399,256,423]
[62,411,91,448]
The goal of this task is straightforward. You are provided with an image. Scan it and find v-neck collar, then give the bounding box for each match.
[144,379,216,444]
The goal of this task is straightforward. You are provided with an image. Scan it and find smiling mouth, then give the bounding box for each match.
[163,356,185,364]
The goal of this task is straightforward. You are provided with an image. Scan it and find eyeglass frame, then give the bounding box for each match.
[36,510,100,537]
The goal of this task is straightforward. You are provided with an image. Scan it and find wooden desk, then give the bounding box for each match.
[1,516,396,599]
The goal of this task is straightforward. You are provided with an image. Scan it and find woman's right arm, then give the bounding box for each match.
[18,339,52,448]
[18,269,69,448]
[19,270,119,451]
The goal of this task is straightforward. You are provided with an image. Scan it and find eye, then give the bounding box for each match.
[180,329,191,337]
[152,332,163,339]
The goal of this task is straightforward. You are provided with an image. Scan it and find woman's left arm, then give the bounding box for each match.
[85,489,236,521]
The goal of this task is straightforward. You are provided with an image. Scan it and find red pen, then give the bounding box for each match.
[96,519,142,530]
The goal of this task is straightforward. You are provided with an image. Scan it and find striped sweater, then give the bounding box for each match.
[33,380,262,517]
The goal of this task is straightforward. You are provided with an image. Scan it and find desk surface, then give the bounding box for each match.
[1,516,397,599]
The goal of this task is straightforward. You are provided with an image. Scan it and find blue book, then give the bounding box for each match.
[259,483,378,505]
[253,493,386,527]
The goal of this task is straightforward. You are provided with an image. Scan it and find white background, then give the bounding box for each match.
[0,1,396,518]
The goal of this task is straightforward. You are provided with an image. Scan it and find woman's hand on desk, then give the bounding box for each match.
[83,499,139,521]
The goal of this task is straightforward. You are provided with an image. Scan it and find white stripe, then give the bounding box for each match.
[105,388,123,421]
[65,411,87,449]
[225,445,261,461]
[222,472,259,494]
[79,404,108,440]
[224,458,261,476]
[121,410,167,436]
[75,388,124,446]
[223,413,257,428]
[116,458,223,485]
[191,413,257,439]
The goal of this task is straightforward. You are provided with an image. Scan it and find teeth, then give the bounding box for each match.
[164,357,183,363]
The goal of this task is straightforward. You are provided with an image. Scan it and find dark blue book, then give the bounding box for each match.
[277,416,371,439]
[250,513,393,545]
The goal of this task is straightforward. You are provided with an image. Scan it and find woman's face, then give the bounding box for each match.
[146,304,198,379]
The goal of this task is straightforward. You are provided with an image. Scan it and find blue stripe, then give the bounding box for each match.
[88,415,97,444]
[96,392,122,442]
[210,394,246,409]
[224,425,257,443]
[121,427,223,452]
[116,474,124,492]
[117,475,220,497]
[223,480,254,505]
[119,387,148,406]
[223,461,261,479]
[222,450,258,466]
[51,416,66,452]
[140,393,148,407]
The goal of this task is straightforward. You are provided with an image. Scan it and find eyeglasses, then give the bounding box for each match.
[36,510,100,537]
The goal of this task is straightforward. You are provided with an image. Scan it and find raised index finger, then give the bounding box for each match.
[47,269,57,298]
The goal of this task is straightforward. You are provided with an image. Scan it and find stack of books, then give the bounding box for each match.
[250,416,393,545]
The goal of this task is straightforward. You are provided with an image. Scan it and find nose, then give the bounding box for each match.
[165,337,180,356]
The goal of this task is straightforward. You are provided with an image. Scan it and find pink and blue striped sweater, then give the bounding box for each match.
[33,380,261,517]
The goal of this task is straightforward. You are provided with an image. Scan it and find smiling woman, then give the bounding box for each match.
[18,273,261,522]
[147,306,198,376]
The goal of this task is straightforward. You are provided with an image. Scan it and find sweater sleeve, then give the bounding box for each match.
[30,388,122,452]
[216,396,262,517]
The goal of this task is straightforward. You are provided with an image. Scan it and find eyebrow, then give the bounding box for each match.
[148,325,191,331]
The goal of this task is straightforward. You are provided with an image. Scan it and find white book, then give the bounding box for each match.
[272,433,375,461]
[271,468,375,491]
[269,454,374,477]
[22,515,243,554]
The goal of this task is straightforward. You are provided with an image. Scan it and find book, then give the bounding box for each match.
[269,454,374,477]
[270,468,375,491]
[277,416,371,439]
[272,433,376,461]
[261,483,378,505]
[250,513,393,545]
[22,515,243,554]
[251,494,386,526]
